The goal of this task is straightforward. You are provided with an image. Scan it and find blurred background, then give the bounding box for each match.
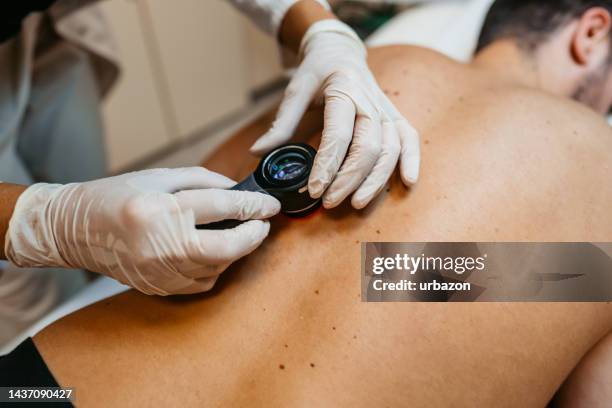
[99,0,401,173]
[99,0,284,172]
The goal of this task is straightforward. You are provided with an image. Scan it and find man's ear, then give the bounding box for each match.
[571,7,612,65]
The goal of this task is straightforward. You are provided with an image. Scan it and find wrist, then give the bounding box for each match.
[0,183,28,259]
[298,20,366,61]
[279,0,335,53]
[4,183,71,268]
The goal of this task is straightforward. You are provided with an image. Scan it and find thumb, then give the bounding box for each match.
[250,73,319,155]
[192,220,272,265]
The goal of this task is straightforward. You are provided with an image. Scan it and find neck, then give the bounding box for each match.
[472,40,543,90]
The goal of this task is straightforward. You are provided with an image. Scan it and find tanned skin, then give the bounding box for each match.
[33,45,612,407]
[279,0,336,52]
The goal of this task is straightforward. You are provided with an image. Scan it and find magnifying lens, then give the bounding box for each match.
[197,143,321,230]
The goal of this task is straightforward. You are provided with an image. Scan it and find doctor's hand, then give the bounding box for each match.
[250,20,420,210]
[4,168,280,295]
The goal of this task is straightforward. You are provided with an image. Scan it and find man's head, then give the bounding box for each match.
[477,0,612,114]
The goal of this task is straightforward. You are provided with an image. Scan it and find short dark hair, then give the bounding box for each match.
[477,0,612,52]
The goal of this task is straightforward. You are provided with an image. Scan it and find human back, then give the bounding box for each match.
[207,43,612,242]
[32,44,612,407]
[367,44,612,242]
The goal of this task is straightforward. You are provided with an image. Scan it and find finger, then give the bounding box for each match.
[250,73,319,155]
[175,189,280,224]
[113,261,197,296]
[373,86,420,186]
[174,258,228,281]
[396,119,421,185]
[322,115,382,209]
[351,120,401,209]
[190,220,271,265]
[138,167,236,193]
[140,274,219,296]
[308,91,356,199]
[145,270,221,294]
[171,276,219,295]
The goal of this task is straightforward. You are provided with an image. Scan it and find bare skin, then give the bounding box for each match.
[554,334,612,407]
[279,0,335,51]
[33,45,612,407]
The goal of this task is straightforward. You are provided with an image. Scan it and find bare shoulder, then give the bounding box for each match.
[493,87,612,147]
[368,44,458,65]
[367,45,462,79]
[407,82,612,240]
[457,87,612,239]
[363,44,610,239]
[477,87,612,185]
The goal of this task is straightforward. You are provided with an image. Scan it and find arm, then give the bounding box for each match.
[226,0,331,40]
[0,183,27,259]
[278,0,335,52]
[1,172,280,295]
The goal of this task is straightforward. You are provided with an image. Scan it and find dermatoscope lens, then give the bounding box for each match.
[197,143,320,230]
[268,153,308,182]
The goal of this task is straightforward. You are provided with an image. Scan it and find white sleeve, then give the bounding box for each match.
[227,0,331,37]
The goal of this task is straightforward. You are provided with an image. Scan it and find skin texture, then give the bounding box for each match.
[33,45,612,407]
[554,334,612,407]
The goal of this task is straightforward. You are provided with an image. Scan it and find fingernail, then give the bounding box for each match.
[249,145,262,155]
[322,193,339,209]
[266,197,282,215]
[250,134,272,154]
[309,186,323,199]
[249,143,263,154]
[308,178,326,199]
[404,165,420,185]
[351,195,367,210]
[401,158,420,185]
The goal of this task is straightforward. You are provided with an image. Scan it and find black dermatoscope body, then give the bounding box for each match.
[197,143,321,230]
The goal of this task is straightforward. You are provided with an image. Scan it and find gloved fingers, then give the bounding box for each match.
[250,73,319,155]
[351,120,401,209]
[175,189,280,224]
[190,220,271,266]
[140,270,221,295]
[322,115,382,209]
[373,85,420,186]
[396,119,421,185]
[169,276,220,294]
[177,264,226,281]
[135,167,236,193]
[308,91,356,199]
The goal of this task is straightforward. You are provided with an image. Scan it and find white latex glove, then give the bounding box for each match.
[4,168,280,296]
[250,20,420,210]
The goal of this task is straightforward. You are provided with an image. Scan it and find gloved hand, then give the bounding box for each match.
[250,20,420,210]
[4,168,280,295]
